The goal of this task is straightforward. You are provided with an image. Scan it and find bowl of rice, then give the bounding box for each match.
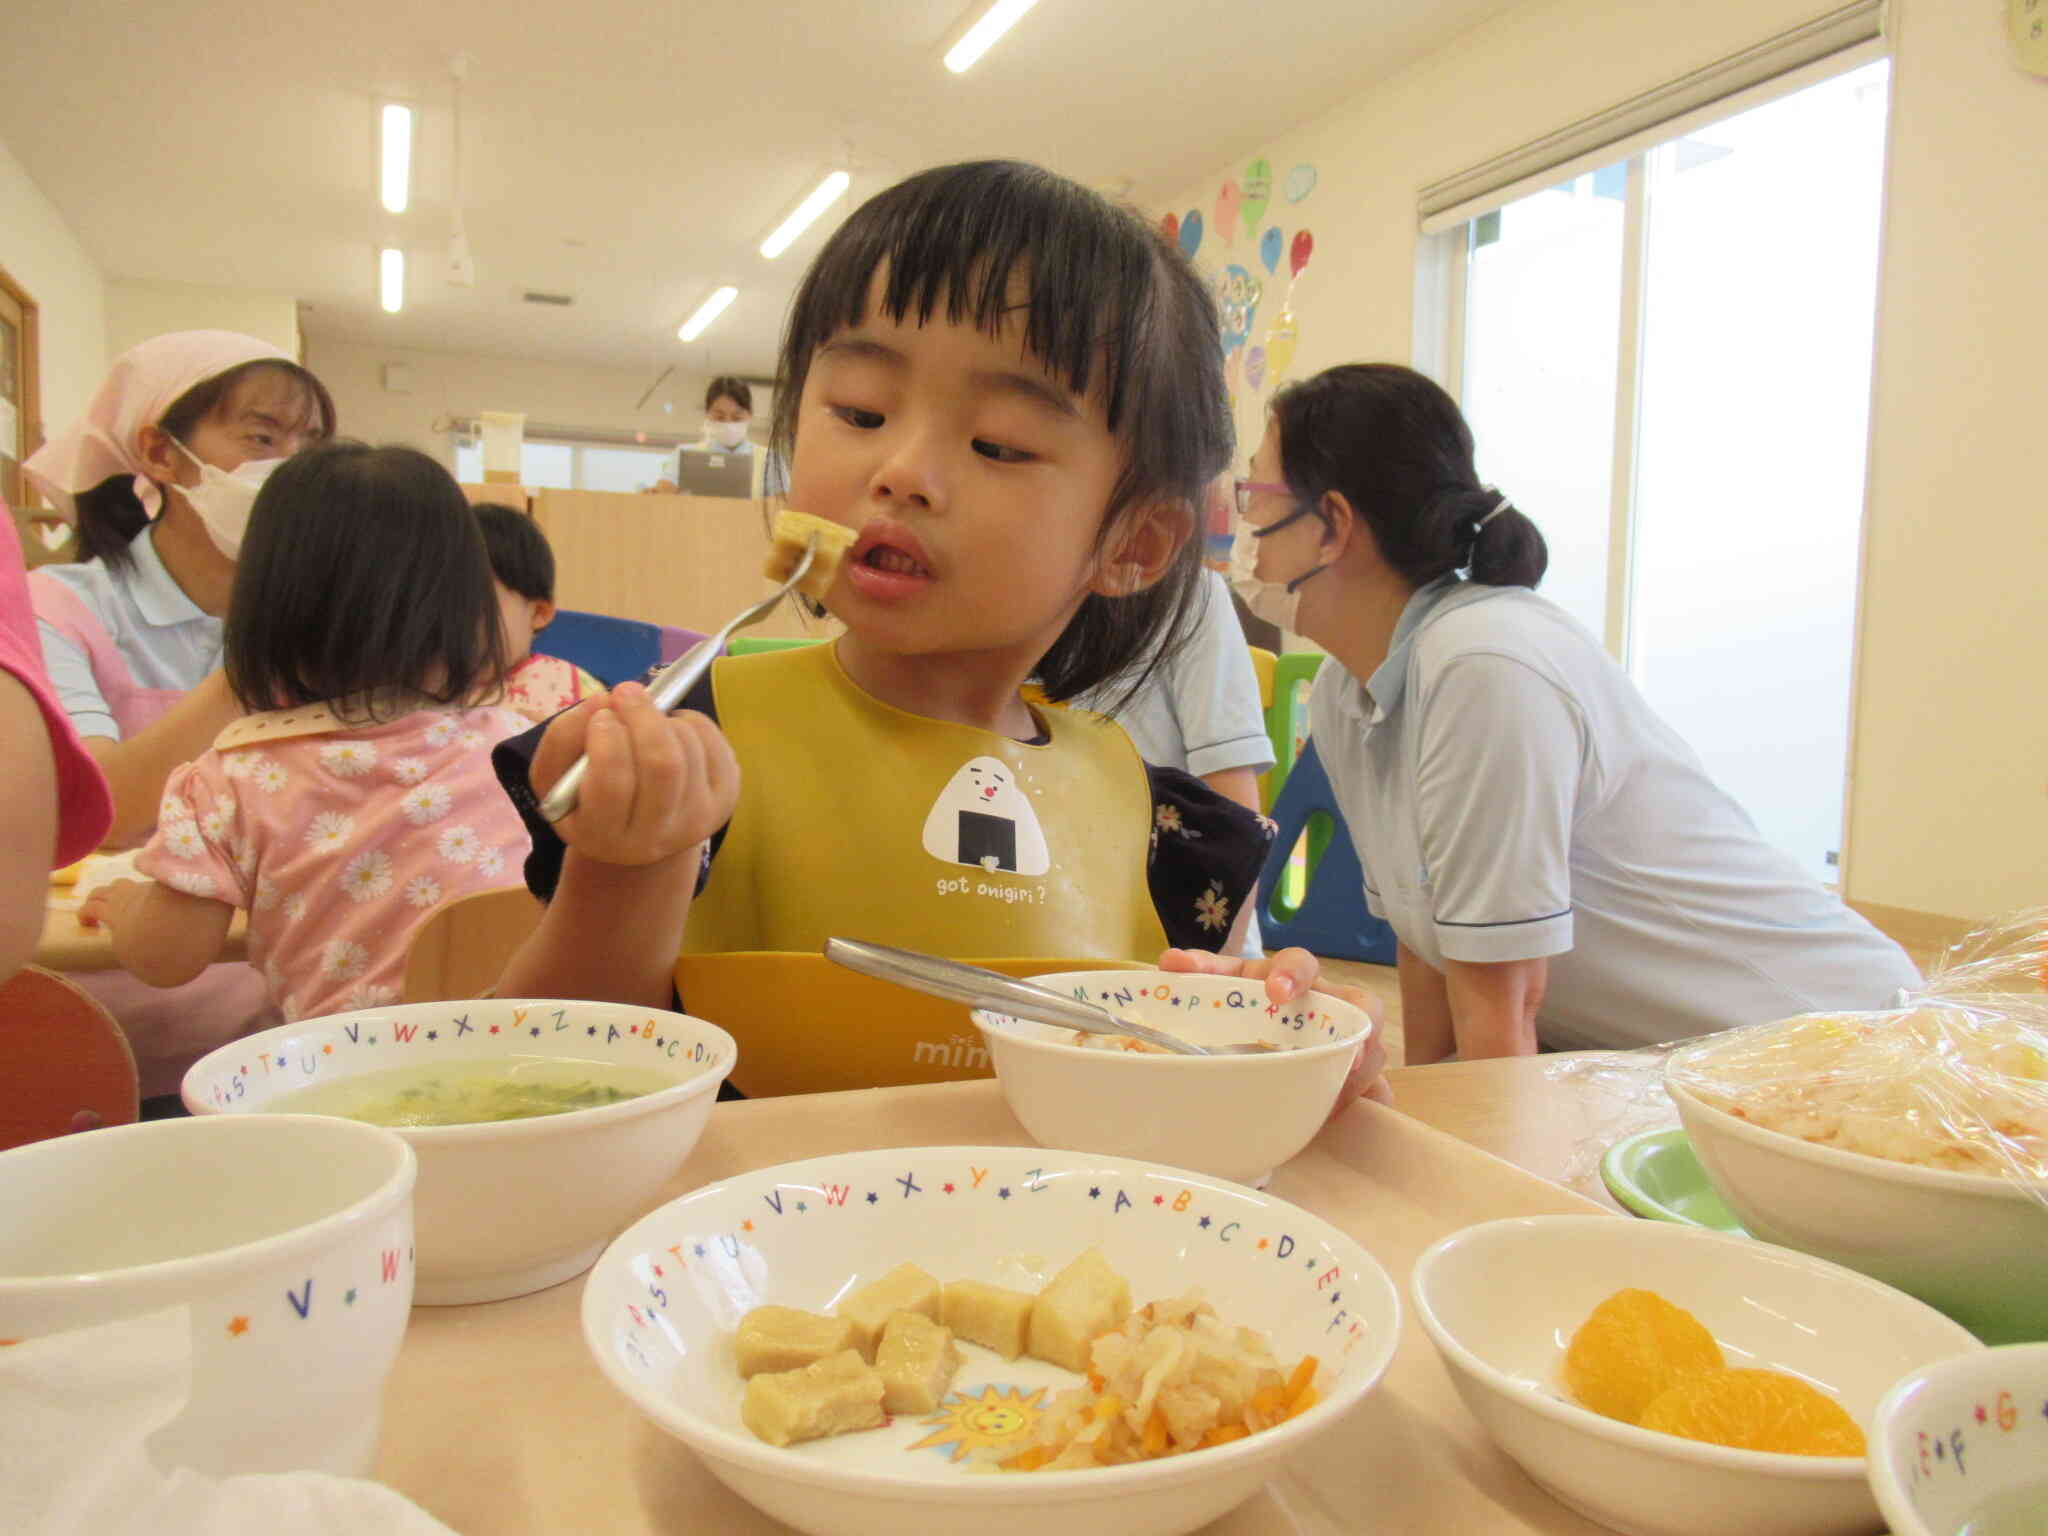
[580,1144,1401,1536]
[1665,1007,2048,1343]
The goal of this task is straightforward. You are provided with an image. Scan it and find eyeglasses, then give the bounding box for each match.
[1233,479,1293,520]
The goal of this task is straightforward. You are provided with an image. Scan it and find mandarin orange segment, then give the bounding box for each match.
[1563,1288,1725,1424]
[1638,1367,1866,1456]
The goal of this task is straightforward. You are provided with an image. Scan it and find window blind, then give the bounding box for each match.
[1417,0,1884,235]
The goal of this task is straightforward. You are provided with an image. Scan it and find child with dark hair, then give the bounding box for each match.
[492,160,1386,1105]
[1232,362,1916,1062]
[471,502,603,722]
[83,442,533,1022]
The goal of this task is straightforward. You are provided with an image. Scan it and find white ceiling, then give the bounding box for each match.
[1,0,1514,377]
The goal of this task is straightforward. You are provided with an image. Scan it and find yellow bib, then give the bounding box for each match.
[677,642,1164,1096]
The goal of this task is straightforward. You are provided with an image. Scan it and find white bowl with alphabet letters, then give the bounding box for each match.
[972,968,1372,1186]
[582,1144,1401,1536]
[0,1114,415,1478]
[184,998,735,1305]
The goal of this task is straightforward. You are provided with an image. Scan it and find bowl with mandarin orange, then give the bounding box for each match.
[1412,1216,1983,1536]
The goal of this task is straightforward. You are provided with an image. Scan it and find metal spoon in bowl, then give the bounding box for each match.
[823,939,1280,1056]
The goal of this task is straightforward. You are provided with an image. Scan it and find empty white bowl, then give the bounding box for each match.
[0,1114,415,1477]
[185,997,734,1304]
[582,1144,1402,1536]
[970,968,1371,1185]
[1667,1079,2048,1343]
[1868,1342,2048,1536]
[1412,1215,1984,1536]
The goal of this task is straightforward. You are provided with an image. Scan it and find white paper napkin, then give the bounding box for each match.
[0,1309,457,1536]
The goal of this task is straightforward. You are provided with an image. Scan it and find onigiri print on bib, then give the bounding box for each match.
[921,755,1050,876]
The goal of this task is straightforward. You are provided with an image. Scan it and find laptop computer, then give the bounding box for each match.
[675,447,757,498]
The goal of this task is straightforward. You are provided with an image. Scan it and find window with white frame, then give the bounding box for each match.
[451,436,674,493]
[1417,52,1890,883]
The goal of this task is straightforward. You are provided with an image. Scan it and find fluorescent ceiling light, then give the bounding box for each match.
[380,247,405,313]
[380,103,413,215]
[759,171,852,260]
[678,285,738,342]
[944,0,1039,73]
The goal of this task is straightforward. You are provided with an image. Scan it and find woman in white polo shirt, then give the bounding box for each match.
[23,330,335,1103]
[1228,362,1916,1061]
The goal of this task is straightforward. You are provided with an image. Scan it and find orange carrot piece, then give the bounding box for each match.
[1143,1410,1169,1456]
[1283,1386,1321,1419]
[1200,1423,1251,1447]
[1284,1355,1319,1405]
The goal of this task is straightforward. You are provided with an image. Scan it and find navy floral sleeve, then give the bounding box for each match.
[1142,765,1275,951]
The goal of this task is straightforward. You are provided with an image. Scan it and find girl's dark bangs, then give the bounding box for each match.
[801,172,1148,426]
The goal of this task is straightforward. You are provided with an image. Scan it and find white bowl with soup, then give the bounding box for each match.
[0,1114,415,1478]
[185,998,735,1304]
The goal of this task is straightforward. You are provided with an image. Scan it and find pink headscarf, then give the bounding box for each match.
[23,330,296,522]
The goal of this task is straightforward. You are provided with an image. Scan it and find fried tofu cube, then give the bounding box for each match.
[739,1349,887,1447]
[875,1310,962,1416]
[837,1262,942,1361]
[941,1278,1036,1360]
[1027,1247,1132,1372]
[734,1305,861,1378]
[763,509,855,601]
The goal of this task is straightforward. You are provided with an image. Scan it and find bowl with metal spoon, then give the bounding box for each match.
[825,941,1372,1186]
[823,940,1273,1055]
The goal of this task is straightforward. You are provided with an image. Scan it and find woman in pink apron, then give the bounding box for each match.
[23,332,336,1102]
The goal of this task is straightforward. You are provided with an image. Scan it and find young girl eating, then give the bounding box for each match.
[491,160,1384,1104]
[82,443,534,1021]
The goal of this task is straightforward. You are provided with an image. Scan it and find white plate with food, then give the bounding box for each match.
[580,1145,1401,1536]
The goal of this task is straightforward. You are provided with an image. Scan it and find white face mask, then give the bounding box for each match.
[1225,506,1330,631]
[705,418,750,451]
[174,441,287,558]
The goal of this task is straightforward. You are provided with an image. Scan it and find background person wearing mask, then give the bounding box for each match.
[652,376,788,496]
[1230,363,1917,1063]
[25,331,336,846]
[24,330,335,1106]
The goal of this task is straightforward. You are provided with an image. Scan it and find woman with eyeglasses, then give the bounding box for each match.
[1229,363,1916,1062]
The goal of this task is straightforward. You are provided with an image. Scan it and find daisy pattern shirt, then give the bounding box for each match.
[503,652,605,724]
[135,701,534,1021]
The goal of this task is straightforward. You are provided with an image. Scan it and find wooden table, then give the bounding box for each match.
[377,1061,1679,1533]
[35,901,247,972]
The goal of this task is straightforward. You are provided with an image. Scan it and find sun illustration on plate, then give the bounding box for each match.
[905,1384,1046,1463]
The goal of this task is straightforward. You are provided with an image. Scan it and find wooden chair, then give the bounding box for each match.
[400,887,545,1004]
[0,965,139,1150]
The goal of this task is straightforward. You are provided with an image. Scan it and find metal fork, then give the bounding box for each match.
[536,536,819,824]
[825,938,1281,1055]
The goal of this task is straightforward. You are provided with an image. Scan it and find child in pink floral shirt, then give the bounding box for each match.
[84,444,532,1020]
[474,502,604,723]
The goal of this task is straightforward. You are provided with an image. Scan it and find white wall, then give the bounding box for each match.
[300,334,773,467]
[104,277,301,362]
[1846,0,2048,919]
[1157,0,2046,921]
[0,135,105,458]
